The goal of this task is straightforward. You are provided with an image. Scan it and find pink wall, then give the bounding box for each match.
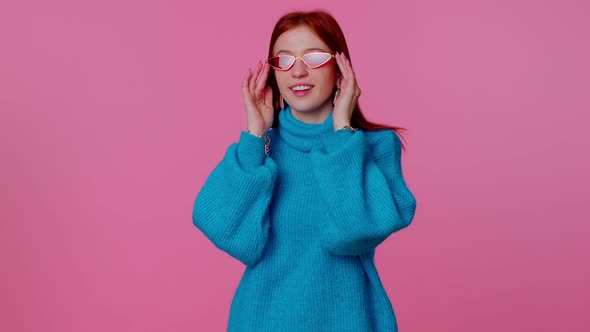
[1,0,588,331]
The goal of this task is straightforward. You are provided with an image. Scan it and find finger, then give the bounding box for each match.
[344,54,355,80]
[242,70,257,113]
[250,62,262,94]
[242,68,253,93]
[340,54,357,90]
[254,62,264,87]
[334,54,347,88]
[337,53,351,82]
[335,53,346,78]
[249,62,262,96]
[264,86,273,109]
[344,56,355,80]
[256,62,271,92]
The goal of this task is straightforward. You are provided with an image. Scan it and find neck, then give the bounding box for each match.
[290,99,333,124]
[277,105,334,152]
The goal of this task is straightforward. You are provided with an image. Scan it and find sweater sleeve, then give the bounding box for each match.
[310,129,417,256]
[192,131,278,266]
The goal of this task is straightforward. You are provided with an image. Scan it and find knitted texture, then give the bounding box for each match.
[192,106,417,332]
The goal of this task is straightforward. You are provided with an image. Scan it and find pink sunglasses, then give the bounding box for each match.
[267,52,335,71]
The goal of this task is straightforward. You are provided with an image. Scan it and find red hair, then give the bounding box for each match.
[266,10,409,149]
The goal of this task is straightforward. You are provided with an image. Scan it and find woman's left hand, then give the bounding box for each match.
[332,52,361,129]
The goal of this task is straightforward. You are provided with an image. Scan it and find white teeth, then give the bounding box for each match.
[291,85,312,91]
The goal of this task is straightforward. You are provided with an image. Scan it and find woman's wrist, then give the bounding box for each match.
[245,128,267,137]
[333,122,356,131]
[333,119,351,131]
[334,122,350,130]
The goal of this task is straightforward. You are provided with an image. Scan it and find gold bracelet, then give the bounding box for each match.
[335,125,358,132]
[245,129,271,156]
[245,129,266,138]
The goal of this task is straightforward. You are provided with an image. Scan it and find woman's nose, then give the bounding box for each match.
[290,58,308,78]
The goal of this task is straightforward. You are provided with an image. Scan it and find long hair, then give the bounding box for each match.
[266,10,409,148]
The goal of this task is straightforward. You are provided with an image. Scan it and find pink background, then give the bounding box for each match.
[1,0,589,331]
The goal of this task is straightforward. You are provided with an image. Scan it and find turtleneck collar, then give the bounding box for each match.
[277,105,334,152]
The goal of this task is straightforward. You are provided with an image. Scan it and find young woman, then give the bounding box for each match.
[193,10,417,332]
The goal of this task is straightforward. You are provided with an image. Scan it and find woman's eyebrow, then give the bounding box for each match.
[275,47,328,54]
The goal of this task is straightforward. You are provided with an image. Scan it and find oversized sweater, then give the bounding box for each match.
[192,105,417,332]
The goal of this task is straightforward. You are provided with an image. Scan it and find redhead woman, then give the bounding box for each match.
[192,10,417,332]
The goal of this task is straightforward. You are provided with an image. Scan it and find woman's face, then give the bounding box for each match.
[272,25,338,116]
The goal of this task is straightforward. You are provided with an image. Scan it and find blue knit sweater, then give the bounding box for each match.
[192,106,417,332]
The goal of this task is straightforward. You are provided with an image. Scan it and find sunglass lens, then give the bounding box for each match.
[268,56,295,70]
[303,53,332,68]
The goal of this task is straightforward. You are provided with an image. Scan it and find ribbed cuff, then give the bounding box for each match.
[237,131,266,170]
[320,129,356,153]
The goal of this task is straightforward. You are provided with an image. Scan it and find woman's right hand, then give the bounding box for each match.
[242,61,274,136]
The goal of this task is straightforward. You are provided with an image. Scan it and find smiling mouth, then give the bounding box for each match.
[291,85,313,91]
[290,85,314,96]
